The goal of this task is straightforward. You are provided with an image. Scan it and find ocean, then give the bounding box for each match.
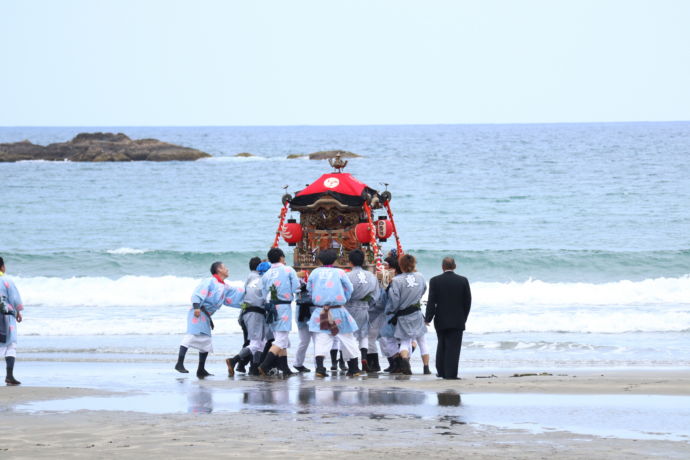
[2,123,689,370]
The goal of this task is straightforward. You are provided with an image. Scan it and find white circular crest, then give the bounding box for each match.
[323,177,340,188]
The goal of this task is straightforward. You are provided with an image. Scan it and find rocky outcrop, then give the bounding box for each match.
[233,152,256,158]
[287,150,363,160]
[0,132,212,162]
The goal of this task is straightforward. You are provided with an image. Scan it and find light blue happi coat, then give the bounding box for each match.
[187,277,245,336]
[0,274,23,345]
[243,271,265,308]
[345,266,379,335]
[261,263,300,332]
[307,267,358,334]
[385,272,427,339]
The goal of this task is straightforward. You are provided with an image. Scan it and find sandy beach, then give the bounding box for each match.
[1,368,689,459]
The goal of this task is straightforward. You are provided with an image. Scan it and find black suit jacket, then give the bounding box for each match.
[425,271,472,331]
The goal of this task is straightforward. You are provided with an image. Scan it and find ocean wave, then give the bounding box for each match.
[106,247,150,255]
[9,248,690,282]
[11,274,690,309]
[13,275,244,307]
[473,275,690,307]
[7,274,690,334]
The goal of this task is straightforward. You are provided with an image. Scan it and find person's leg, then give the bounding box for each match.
[197,351,212,378]
[248,339,265,376]
[276,339,296,377]
[226,346,252,377]
[354,328,369,371]
[444,330,463,379]
[339,333,361,377]
[435,330,447,378]
[330,336,340,370]
[367,316,382,372]
[294,323,312,372]
[416,334,431,374]
[259,332,287,376]
[314,333,333,377]
[175,345,189,373]
[397,338,413,374]
[3,345,20,386]
[176,334,201,373]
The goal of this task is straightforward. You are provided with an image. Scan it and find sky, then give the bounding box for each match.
[1,0,689,126]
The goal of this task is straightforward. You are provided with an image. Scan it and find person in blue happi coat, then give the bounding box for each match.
[257,248,301,376]
[307,249,362,377]
[175,261,244,378]
[0,256,24,386]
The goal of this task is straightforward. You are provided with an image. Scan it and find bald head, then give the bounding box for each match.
[442,257,456,271]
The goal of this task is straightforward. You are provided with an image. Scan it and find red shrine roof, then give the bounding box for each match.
[290,173,379,207]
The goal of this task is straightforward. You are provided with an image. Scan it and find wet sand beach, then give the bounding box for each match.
[1,364,689,459]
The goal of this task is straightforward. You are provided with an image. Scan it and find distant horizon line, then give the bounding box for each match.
[1,120,689,129]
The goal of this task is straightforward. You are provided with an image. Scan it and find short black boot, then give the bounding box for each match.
[259,340,273,364]
[360,348,369,372]
[278,356,296,377]
[226,355,240,377]
[390,356,402,374]
[294,365,311,373]
[197,352,213,379]
[227,348,252,376]
[383,357,394,373]
[423,364,431,375]
[346,358,361,377]
[367,353,381,372]
[258,351,278,376]
[315,356,328,377]
[236,353,251,373]
[338,351,347,371]
[330,349,338,371]
[174,346,189,373]
[5,357,20,386]
[249,351,261,376]
[400,357,412,375]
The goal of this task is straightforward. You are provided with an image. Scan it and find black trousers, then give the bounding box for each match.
[435,329,463,379]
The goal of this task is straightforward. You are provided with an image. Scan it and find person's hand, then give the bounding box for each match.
[194,309,201,318]
[16,312,22,323]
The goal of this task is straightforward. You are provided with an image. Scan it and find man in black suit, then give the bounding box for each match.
[424,257,471,379]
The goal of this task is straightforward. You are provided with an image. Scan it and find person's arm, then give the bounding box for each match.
[424,277,437,324]
[191,279,210,317]
[368,273,381,304]
[223,285,245,308]
[462,279,472,324]
[306,269,315,296]
[8,280,23,322]
[340,270,354,302]
[290,268,301,294]
[385,279,400,314]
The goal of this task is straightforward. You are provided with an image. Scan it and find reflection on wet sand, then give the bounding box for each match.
[188,385,213,414]
[437,390,462,407]
[223,382,463,416]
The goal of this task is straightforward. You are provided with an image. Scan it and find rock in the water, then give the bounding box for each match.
[233,152,255,158]
[0,132,212,162]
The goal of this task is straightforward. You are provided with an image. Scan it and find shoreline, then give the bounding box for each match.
[2,369,689,459]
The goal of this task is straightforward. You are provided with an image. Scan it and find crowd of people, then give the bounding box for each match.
[174,248,472,381]
[0,249,471,386]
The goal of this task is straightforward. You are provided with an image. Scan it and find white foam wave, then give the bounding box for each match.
[14,275,244,308]
[106,247,149,255]
[471,275,690,307]
[9,275,690,334]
